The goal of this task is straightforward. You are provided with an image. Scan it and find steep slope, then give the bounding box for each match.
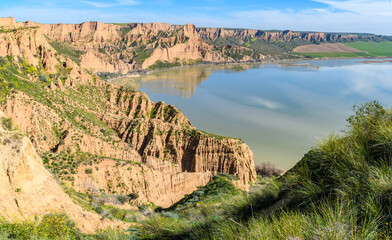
[0,111,123,233]
[37,20,263,72]
[0,17,256,208]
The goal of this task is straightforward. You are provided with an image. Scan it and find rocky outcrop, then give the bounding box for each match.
[1,87,256,207]
[0,111,124,233]
[0,21,57,72]
[142,23,228,68]
[3,91,140,161]
[72,158,213,207]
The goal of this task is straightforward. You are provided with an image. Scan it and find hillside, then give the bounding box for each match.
[134,101,392,240]
[0,15,256,235]
[0,111,125,234]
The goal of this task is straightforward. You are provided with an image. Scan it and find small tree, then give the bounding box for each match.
[127,192,139,200]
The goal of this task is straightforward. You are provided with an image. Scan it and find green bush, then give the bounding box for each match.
[38,213,79,238]
[0,213,80,239]
[94,206,104,215]
[147,60,181,70]
[0,117,13,131]
[128,193,139,200]
[116,195,130,204]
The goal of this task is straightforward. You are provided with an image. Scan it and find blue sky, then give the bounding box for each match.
[0,0,391,35]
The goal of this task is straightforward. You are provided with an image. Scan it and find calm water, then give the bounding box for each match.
[113,59,392,169]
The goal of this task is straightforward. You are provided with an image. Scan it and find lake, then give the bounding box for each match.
[113,59,392,170]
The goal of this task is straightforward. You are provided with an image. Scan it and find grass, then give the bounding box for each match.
[0,26,39,34]
[134,47,154,64]
[345,41,392,56]
[0,213,81,239]
[0,214,130,239]
[49,41,86,64]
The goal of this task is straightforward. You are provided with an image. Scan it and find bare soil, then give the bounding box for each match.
[293,43,361,53]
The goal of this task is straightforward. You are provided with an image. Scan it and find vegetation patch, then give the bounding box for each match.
[345,41,392,56]
[49,40,86,64]
[42,152,140,181]
[134,46,154,63]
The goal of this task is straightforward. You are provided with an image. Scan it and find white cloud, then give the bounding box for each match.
[248,96,286,110]
[81,0,141,8]
[230,0,392,35]
[1,0,390,35]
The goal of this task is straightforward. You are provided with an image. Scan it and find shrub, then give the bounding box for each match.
[116,195,130,204]
[39,74,48,83]
[128,192,139,200]
[1,117,13,131]
[94,227,129,240]
[255,162,284,177]
[94,206,104,215]
[37,213,79,238]
[85,168,93,174]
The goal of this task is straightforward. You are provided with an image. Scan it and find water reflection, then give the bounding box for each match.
[113,59,392,169]
[113,64,257,98]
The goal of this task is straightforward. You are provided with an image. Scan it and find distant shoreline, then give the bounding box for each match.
[107,56,391,83]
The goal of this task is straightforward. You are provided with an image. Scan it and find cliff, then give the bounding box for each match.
[197,27,388,43]
[4,17,387,74]
[0,111,124,233]
[0,18,256,209]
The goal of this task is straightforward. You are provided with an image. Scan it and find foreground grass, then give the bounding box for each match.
[345,41,392,56]
[0,214,129,240]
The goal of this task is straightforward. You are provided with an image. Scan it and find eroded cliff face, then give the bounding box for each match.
[3,17,389,74]
[0,111,124,233]
[197,27,388,44]
[27,20,265,71]
[0,19,256,209]
[0,18,57,73]
[1,85,255,207]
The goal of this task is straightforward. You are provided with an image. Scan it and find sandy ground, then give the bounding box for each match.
[293,43,361,53]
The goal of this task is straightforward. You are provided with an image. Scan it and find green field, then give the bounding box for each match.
[293,51,371,58]
[345,41,392,56]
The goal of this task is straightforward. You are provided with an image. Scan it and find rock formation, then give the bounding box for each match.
[0,17,256,209]
[0,111,124,233]
[3,17,387,74]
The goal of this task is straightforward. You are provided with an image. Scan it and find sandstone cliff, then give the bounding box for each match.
[0,18,256,209]
[196,27,388,44]
[4,17,387,74]
[0,111,124,233]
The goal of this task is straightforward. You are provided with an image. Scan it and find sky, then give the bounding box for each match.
[0,0,391,35]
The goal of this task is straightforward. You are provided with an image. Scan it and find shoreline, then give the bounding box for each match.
[106,55,391,83]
